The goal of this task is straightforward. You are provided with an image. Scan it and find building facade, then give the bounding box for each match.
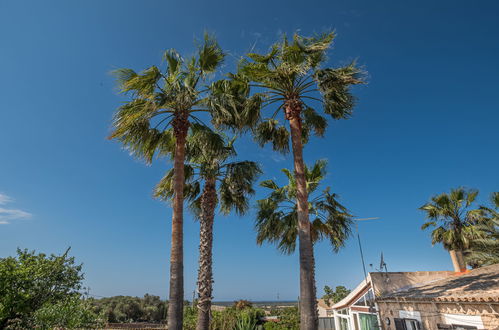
[331,264,499,330]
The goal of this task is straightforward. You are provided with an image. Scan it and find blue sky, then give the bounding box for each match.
[1,0,498,301]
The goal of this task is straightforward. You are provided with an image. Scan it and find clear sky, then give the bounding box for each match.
[1,0,498,301]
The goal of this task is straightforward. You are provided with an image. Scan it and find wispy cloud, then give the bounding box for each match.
[0,193,32,224]
[0,193,13,205]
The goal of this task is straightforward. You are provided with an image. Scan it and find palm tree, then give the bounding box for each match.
[155,135,261,330]
[109,35,224,330]
[228,32,364,329]
[466,192,499,267]
[420,187,486,272]
[256,160,353,319]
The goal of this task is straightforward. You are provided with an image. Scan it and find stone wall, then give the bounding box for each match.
[376,300,499,330]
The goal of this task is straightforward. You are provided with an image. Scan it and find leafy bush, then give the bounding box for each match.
[182,304,265,330]
[0,248,101,329]
[265,307,299,330]
[33,296,104,329]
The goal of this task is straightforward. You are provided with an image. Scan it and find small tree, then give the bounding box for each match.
[322,285,350,306]
[420,187,486,272]
[0,248,101,329]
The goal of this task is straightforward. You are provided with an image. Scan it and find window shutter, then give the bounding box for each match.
[394,318,407,330]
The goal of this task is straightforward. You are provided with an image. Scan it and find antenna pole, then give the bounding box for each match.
[356,222,368,284]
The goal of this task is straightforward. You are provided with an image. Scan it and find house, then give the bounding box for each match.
[318,298,334,317]
[331,264,499,330]
[377,263,499,330]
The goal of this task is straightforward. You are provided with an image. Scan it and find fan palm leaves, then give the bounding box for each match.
[256,160,353,254]
[154,135,261,330]
[420,187,487,271]
[256,160,352,319]
[222,32,364,329]
[466,192,499,267]
[109,34,224,330]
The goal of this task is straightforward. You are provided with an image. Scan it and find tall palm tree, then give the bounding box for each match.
[256,160,353,319]
[109,35,224,330]
[154,135,261,330]
[222,32,364,329]
[420,187,485,272]
[466,192,499,267]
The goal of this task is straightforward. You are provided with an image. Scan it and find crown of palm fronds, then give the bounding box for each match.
[109,34,225,163]
[256,160,352,254]
[465,192,499,267]
[154,134,261,217]
[212,32,365,153]
[420,187,487,251]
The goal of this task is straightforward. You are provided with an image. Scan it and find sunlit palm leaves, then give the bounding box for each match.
[109,34,225,161]
[217,32,365,151]
[256,160,353,254]
[420,187,486,251]
[153,134,261,217]
[466,192,499,266]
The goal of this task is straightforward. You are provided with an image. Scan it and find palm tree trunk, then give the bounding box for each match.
[286,98,318,330]
[168,114,189,330]
[196,178,217,330]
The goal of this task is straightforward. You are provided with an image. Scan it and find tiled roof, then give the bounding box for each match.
[378,263,499,303]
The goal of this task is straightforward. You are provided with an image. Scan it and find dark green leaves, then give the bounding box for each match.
[0,249,95,328]
[208,78,263,131]
[420,187,487,250]
[219,161,261,215]
[314,62,365,119]
[197,33,225,75]
[256,160,352,254]
[163,49,182,75]
[254,119,289,153]
[301,107,328,143]
[112,66,161,98]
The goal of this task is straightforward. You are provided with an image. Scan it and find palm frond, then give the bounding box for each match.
[197,33,225,75]
[254,119,289,153]
[256,160,352,254]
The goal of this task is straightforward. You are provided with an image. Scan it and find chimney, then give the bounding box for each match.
[449,250,467,273]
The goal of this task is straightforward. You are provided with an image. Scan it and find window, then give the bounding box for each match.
[405,318,421,330]
[394,318,422,330]
[359,313,380,330]
[353,288,376,307]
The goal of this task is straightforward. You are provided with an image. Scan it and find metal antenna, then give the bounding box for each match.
[353,217,381,284]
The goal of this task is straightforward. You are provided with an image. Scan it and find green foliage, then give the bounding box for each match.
[182,306,197,330]
[0,248,100,329]
[265,307,299,330]
[256,160,353,254]
[420,187,487,251]
[154,134,261,217]
[33,296,104,329]
[466,192,499,267]
[181,305,265,330]
[109,35,226,163]
[322,285,351,306]
[89,294,166,323]
[219,32,365,150]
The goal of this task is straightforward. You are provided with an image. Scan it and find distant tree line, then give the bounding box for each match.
[88,294,167,323]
